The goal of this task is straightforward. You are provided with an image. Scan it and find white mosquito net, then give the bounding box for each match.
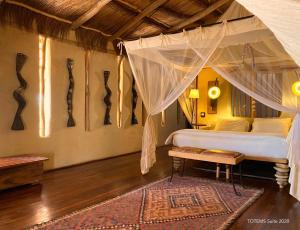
[124,0,300,200]
[177,81,195,124]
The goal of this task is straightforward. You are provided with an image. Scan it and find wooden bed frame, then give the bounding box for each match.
[244,155,289,188]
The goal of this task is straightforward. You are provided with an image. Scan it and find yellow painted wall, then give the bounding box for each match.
[195,68,292,127]
[0,26,184,169]
[196,68,233,127]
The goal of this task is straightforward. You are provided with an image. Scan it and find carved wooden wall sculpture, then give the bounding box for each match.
[104,70,112,125]
[131,77,138,125]
[11,53,27,130]
[66,58,75,127]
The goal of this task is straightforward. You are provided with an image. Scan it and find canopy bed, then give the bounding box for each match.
[123,0,300,201]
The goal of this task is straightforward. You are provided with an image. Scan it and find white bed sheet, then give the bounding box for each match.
[165,129,288,159]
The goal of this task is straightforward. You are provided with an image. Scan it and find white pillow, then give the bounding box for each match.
[251,118,291,136]
[214,119,250,132]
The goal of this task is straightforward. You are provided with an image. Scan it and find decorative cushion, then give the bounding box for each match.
[172,146,205,154]
[251,118,291,136]
[200,150,242,158]
[214,119,250,132]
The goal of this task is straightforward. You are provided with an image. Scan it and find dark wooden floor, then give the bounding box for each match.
[0,146,299,230]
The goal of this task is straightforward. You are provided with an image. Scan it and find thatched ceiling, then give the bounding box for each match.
[0,0,233,51]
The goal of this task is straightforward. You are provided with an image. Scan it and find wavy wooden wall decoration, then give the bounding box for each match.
[131,77,138,125]
[66,58,75,127]
[11,53,27,130]
[104,70,112,125]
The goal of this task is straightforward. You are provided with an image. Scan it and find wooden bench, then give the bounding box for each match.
[0,155,48,191]
[169,147,245,195]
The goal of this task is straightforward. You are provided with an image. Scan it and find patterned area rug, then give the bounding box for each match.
[30,176,263,230]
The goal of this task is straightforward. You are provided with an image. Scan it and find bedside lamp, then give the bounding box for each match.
[189,89,199,124]
[189,89,200,99]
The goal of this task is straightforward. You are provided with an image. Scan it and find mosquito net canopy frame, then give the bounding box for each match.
[124,0,300,201]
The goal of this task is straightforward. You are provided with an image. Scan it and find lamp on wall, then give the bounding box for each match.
[189,89,199,124]
[292,80,300,96]
[208,78,221,99]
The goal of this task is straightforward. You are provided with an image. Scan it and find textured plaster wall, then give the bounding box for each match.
[0,26,184,170]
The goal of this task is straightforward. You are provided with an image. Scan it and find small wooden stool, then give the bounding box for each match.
[169,147,244,196]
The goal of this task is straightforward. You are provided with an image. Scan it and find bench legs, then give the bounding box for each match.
[216,164,220,179]
[170,157,243,197]
[226,165,230,181]
[231,165,241,196]
[239,163,244,188]
[170,157,174,182]
[274,162,289,189]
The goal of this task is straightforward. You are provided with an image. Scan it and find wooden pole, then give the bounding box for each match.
[167,0,231,32]
[71,0,112,29]
[110,0,169,40]
[84,50,91,131]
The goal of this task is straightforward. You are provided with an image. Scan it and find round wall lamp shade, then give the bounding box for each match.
[208,86,221,99]
[292,81,300,96]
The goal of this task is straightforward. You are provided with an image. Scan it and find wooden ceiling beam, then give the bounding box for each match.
[114,0,171,30]
[160,7,191,20]
[200,0,225,15]
[192,0,222,16]
[167,0,230,33]
[157,7,204,29]
[145,17,170,30]
[71,0,112,29]
[110,0,169,41]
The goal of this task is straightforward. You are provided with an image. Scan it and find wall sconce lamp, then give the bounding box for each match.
[189,89,199,124]
[208,78,221,99]
[292,80,300,96]
[207,78,220,114]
